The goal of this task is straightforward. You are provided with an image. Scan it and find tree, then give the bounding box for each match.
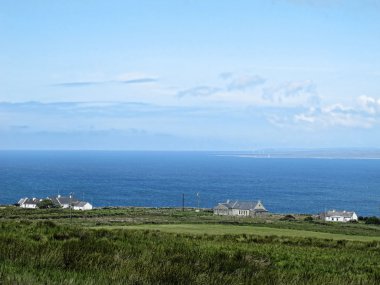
[365,216,380,225]
[37,199,58,209]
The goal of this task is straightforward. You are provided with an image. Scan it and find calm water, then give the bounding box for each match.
[0,151,379,216]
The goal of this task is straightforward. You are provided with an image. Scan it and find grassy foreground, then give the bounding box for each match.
[1,207,380,284]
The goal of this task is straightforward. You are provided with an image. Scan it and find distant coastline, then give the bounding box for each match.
[215,148,380,160]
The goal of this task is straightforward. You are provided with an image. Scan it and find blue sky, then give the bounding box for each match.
[1,0,380,150]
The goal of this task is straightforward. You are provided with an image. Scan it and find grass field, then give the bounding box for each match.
[1,207,380,284]
[100,223,380,242]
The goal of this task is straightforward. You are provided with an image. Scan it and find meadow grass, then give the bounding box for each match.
[101,223,380,242]
[1,207,380,284]
[1,220,380,284]
[2,206,380,238]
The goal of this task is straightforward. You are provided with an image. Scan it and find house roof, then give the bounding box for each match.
[48,196,79,205]
[73,201,88,207]
[215,200,267,211]
[22,198,41,205]
[325,210,355,218]
[18,198,27,205]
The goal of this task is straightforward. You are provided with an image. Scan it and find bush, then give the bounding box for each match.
[280,215,296,221]
[304,216,313,222]
[37,199,58,209]
[365,216,380,225]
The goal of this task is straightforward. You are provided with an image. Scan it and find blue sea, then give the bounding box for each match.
[1,151,380,216]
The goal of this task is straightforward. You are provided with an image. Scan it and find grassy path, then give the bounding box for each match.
[96,223,380,242]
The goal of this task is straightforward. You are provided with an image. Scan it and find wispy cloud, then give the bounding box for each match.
[177,73,265,98]
[177,86,221,97]
[224,74,266,91]
[262,80,320,107]
[120,78,157,84]
[53,81,104,87]
[0,101,212,119]
[52,76,158,87]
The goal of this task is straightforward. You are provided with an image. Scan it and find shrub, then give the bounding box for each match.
[37,199,58,209]
[365,216,380,225]
[280,215,296,221]
[304,216,313,222]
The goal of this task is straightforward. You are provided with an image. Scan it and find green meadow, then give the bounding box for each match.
[1,207,380,284]
[104,223,380,242]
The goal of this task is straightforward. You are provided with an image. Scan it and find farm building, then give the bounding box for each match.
[322,210,358,222]
[18,198,42,209]
[17,195,93,210]
[213,200,269,217]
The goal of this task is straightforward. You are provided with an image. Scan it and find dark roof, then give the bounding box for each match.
[23,198,41,205]
[48,196,79,205]
[72,201,88,207]
[325,210,356,218]
[215,200,267,211]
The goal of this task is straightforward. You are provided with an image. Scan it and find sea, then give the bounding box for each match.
[1,151,380,216]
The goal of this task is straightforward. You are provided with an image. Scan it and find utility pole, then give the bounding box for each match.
[196,192,200,212]
[182,193,185,212]
[69,192,74,225]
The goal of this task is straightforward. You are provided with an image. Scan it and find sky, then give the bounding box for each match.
[1,0,380,150]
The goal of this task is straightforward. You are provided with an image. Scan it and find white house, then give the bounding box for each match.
[323,210,358,222]
[17,195,93,210]
[214,200,269,217]
[18,198,42,209]
[72,201,93,210]
[49,195,77,209]
[48,195,93,210]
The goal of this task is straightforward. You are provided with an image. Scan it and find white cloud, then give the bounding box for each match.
[357,95,380,115]
[291,100,377,129]
[294,113,316,123]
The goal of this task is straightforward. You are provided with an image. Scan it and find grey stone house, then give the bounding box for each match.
[213,200,269,217]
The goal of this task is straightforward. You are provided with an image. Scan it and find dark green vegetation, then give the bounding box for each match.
[1,207,380,284]
[37,199,59,209]
[365,216,380,225]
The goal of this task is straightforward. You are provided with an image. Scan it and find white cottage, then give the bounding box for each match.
[49,195,77,208]
[49,195,93,210]
[72,201,93,210]
[323,210,358,222]
[17,195,93,210]
[18,198,42,209]
[214,200,269,217]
